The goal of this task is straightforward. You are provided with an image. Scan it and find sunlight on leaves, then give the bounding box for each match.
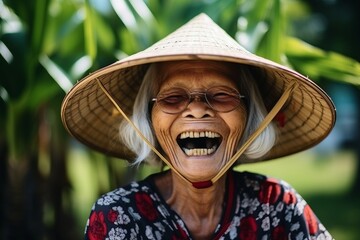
[110,0,137,30]
[39,54,73,92]
[236,16,268,53]
[0,2,23,33]
[0,86,9,102]
[70,55,92,80]
[0,41,13,63]
[130,0,154,23]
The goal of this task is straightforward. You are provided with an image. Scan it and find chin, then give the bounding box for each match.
[176,152,225,182]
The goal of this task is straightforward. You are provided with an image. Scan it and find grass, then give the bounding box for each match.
[305,194,360,240]
[68,148,359,239]
[236,150,356,196]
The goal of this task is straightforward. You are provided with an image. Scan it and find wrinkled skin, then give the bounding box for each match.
[151,61,247,182]
[151,61,247,239]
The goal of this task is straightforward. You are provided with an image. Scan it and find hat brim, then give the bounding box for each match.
[61,14,336,163]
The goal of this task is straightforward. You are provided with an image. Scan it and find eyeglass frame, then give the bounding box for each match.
[151,86,246,114]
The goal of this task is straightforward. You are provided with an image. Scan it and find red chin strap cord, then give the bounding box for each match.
[97,78,298,189]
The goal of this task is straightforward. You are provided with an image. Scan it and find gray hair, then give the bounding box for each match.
[119,62,277,165]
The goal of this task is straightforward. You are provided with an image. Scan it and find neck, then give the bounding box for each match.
[155,171,228,239]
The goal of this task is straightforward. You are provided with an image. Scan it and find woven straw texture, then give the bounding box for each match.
[61,13,336,163]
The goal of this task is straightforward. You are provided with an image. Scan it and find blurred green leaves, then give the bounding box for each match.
[84,0,97,60]
[235,0,360,86]
[286,37,360,85]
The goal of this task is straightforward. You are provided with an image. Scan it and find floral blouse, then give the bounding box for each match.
[84,170,333,240]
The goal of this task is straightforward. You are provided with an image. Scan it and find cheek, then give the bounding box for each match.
[151,107,176,147]
[151,107,165,136]
[224,107,247,146]
[229,106,247,134]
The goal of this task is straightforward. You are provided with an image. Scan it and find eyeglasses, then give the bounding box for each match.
[152,86,245,114]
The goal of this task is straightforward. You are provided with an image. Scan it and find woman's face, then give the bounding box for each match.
[151,61,247,182]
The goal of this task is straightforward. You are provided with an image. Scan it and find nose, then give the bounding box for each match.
[182,96,215,118]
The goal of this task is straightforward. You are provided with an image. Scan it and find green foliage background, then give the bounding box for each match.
[1,0,360,239]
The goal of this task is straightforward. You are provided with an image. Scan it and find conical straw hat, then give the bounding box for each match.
[61,13,336,163]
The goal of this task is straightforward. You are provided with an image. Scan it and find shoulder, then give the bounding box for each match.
[233,170,294,191]
[230,171,333,239]
[85,175,164,239]
[93,180,150,208]
[232,170,298,205]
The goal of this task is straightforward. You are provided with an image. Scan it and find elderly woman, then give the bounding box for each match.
[61,14,335,239]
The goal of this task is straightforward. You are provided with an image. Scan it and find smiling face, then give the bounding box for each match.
[151,61,247,182]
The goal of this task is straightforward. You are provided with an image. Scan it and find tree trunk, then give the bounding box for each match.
[3,153,45,239]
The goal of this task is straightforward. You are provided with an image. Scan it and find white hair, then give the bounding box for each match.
[119,61,277,165]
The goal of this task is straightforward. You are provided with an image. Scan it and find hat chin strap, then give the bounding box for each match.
[97,78,298,189]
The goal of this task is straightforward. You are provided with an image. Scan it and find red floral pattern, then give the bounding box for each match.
[271,225,287,240]
[88,211,107,240]
[283,191,297,205]
[258,178,282,204]
[84,171,333,240]
[135,192,158,221]
[107,209,118,223]
[171,222,190,240]
[304,204,319,235]
[239,216,257,240]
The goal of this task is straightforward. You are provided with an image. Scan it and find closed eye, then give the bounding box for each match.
[210,92,238,102]
[160,94,188,104]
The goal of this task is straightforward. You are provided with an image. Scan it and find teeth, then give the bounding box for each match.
[179,131,221,156]
[183,146,217,156]
[179,131,220,139]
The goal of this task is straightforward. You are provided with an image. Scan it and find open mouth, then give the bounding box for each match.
[177,131,222,156]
